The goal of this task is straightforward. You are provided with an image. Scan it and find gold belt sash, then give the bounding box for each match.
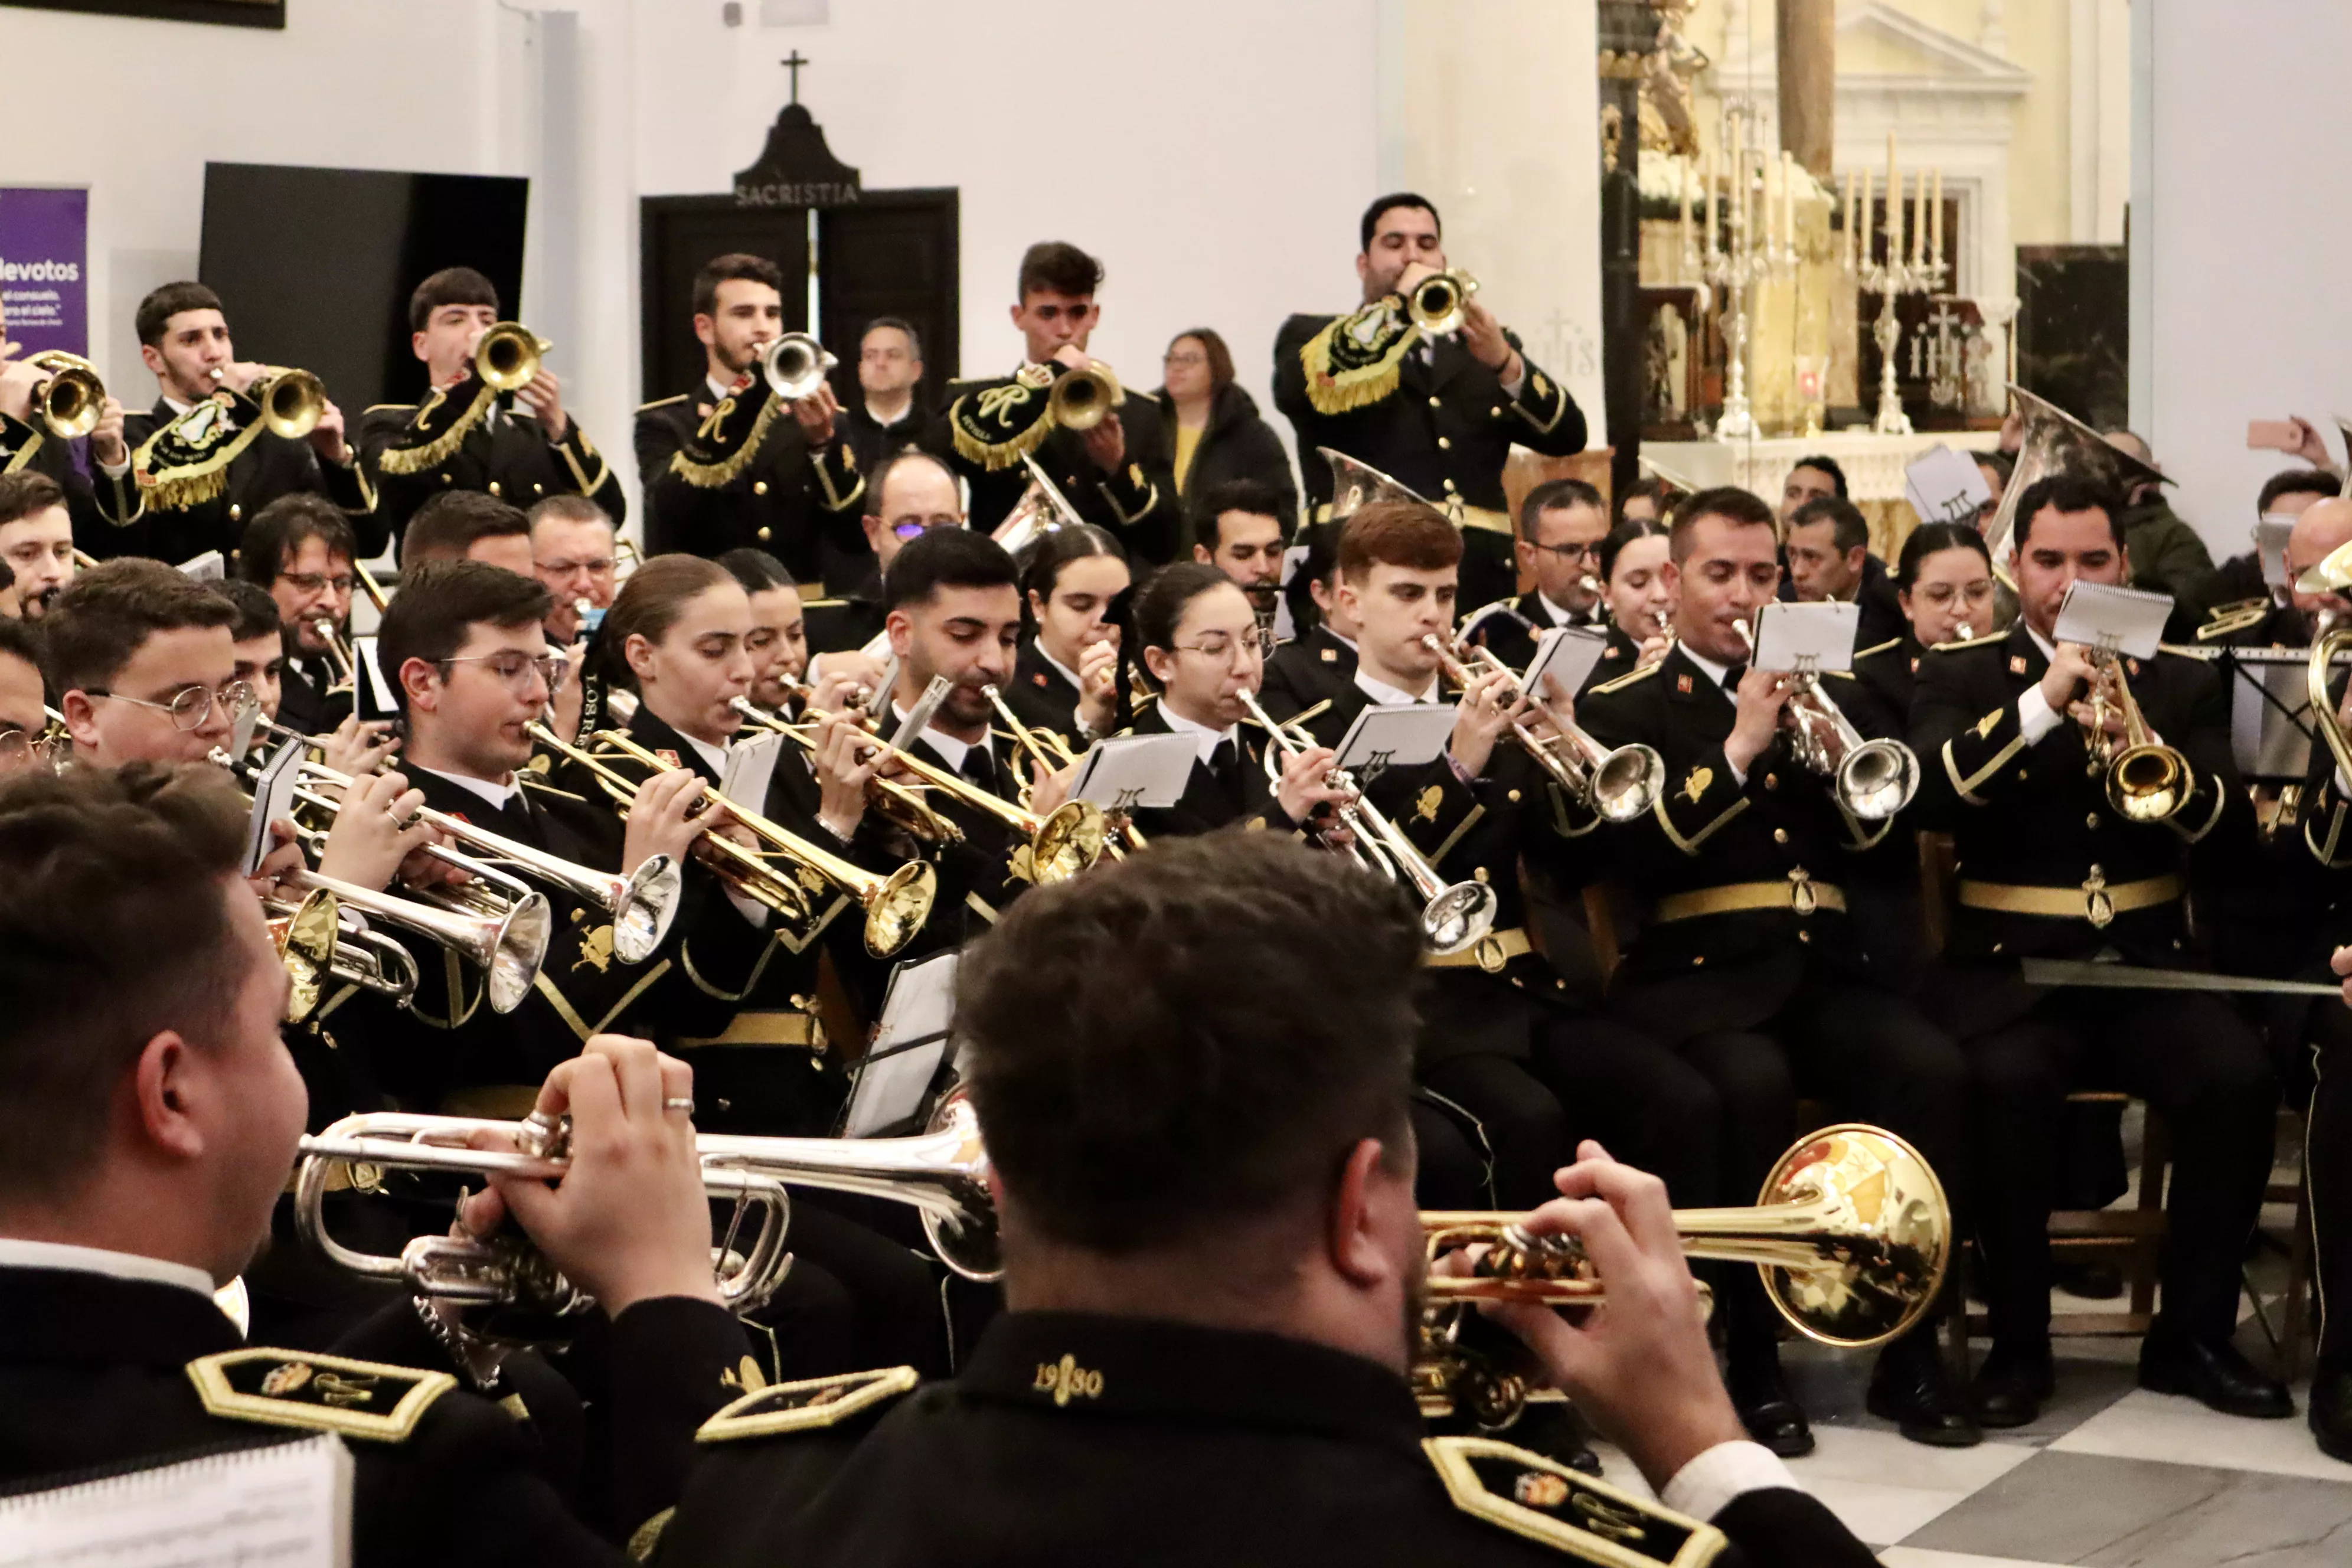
[1654,875,1846,923]
[1956,872,2181,930]
[438,1084,543,1121]
[672,1011,824,1050]
[1422,926,1532,974]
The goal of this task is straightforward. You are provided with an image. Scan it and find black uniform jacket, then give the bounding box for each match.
[1258,624,1361,723]
[657,1309,1873,1568]
[1,411,138,556]
[635,385,865,587]
[1123,703,1294,839]
[1463,590,1605,680]
[1273,304,1586,611]
[1577,648,1890,1041]
[930,362,1181,563]
[277,642,354,740]
[358,383,625,549]
[96,394,380,565]
[998,638,1087,753]
[1909,623,2238,1033]
[834,397,930,482]
[0,1265,747,1566]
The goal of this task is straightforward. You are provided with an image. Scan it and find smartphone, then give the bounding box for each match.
[2248,419,2300,452]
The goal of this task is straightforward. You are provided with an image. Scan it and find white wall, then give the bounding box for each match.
[1,0,1380,524]
[2135,1,2352,550]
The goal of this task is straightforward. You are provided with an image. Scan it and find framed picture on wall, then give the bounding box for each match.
[3,0,283,28]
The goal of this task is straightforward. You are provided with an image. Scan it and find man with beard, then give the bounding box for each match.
[0,471,76,618]
[1190,476,1289,636]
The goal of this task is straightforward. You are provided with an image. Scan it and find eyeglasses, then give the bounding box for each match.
[1172,629,1266,661]
[83,679,256,731]
[1526,541,1599,563]
[1915,582,1995,606]
[1162,351,1207,368]
[439,651,570,694]
[888,515,962,541]
[537,557,617,577]
[278,571,355,595]
[0,727,30,765]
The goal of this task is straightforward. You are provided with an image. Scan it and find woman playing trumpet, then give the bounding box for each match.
[1588,516,1675,691]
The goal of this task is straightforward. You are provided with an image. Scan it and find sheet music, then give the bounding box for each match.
[0,1433,352,1568]
[844,952,959,1138]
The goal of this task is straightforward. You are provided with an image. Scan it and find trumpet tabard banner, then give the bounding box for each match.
[0,187,88,356]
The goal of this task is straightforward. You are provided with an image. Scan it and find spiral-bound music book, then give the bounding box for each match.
[0,1432,351,1567]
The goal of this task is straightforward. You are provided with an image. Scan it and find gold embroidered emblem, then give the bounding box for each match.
[1515,1472,1570,1508]
[975,382,1033,423]
[2083,867,2114,929]
[1415,785,1443,823]
[1128,462,1144,488]
[261,1363,313,1397]
[313,1372,379,1408]
[1788,868,1817,916]
[1975,709,2003,740]
[695,396,737,442]
[720,1355,770,1393]
[1573,1492,1649,1543]
[1033,1353,1104,1407]
[1681,766,1713,803]
[573,925,613,974]
[1533,372,1551,398]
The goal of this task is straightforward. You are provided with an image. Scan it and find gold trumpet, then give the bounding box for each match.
[25,351,105,440]
[1425,632,1664,822]
[1408,269,1480,337]
[562,725,936,957]
[1417,1125,1951,1427]
[266,890,422,1010]
[2081,648,2188,822]
[475,322,550,394]
[982,683,1140,857]
[293,1110,793,1339]
[1047,361,1122,432]
[731,694,963,845]
[213,364,327,440]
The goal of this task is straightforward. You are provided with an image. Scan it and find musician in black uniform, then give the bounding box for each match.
[836,316,931,478]
[635,254,864,584]
[0,337,130,548]
[92,282,378,566]
[1190,476,1290,635]
[1002,524,1129,751]
[1577,518,1673,694]
[1578,487,1975,1453]
[0,764,752,1564]
[1910,474,2288,1427]
[1467,478,1613,672]
[530,495,624,744]
[931,241,1178,561]
[1273,193,1587,615]
[1783,496,1905,651]
[240,494,362,738]
[801,447,963,658]
[1260,528,1363,718]
[0,468,77,618]
[659,832,1877,1568]
[358,268,625,550]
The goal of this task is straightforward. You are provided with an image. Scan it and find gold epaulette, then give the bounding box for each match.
[375,382,496,476]
[636,393,691,411]
[2197,601,2273,641]
[1586,662,1661,697]
[698,1366,919,1443]
[1298,300,1415,417]
[1425,1435,1727,1565]
[1853,636,1903,661]
[187,1348,455,1442]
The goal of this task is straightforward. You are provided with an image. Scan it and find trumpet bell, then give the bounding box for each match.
[1837,738,1921,821]
[2107,743,2187,822]
[1408,270,1479,337]
[1753,1125,1949,1348]
[475,322,547,393]
[1318,446,1435,523]
[613,855,685,965]
[275,888,342,1024]
[254,368,327,440]
[864,860,939,958]
[485,892,554,1013]
[1983,386,2167,562]
[1589,742,1667,822]
[28,351,104,440]
[1047,363,1122,432]
[1031,799,1110,884]
[760,333,837,401]
[1421,880,1500,955]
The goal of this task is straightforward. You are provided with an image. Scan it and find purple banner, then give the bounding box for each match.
[0,188,89,355]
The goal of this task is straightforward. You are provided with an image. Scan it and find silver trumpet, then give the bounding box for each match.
[294,1110,792,1334]
[699,1090,1000,1282]
[1423,632,1664,822]
[264,891,421,1007]
[1730,619,1919,821]
[761,332,837,401]
[285,866,549,1015]
[1237,688,1497,955]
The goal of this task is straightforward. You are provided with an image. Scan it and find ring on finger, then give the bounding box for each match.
[386,808,423,831]
[662,1096,695,1115]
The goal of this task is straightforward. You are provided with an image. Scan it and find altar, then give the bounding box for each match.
[1645,429,2003,557]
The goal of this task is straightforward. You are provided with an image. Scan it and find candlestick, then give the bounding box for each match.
[1704,142,1719,257]
[1842,167,1856,270]
[1930,166,1943,261]
[1886,132,1902,270]
[1910,172,1925,267]
[1844,149,1949,437]
[1861,165,1873,266]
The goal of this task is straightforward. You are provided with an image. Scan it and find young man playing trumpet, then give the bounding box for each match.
[0,761,753,1564]
[1467,478,1612,674]
[359,267,625,550]
[241,494,364,737]
[1912,474,2285,1428]
[92,280,378,564]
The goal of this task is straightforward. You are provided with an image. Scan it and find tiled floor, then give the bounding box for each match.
[1595,1171,2352,1564]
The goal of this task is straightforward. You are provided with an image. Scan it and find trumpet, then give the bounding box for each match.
[25,351,106,440]
[992,455,1089,558]
[1730,618,1919,821]
[2082,646,2189,822]
[1417,1125,1950,1427]
[1047,361,1122,432]
[279,746,685,966]
[760,332,837,401]
[268,887,343,1024]
[213,364,327,440]
[1407,269,1480,337]
[265,890,421,1008]
[474,322,549,394]
[983,684,1140,857]
[733,694,963,844]
[293,1110,792,1338]
[311,618,357,697]
[1236,688,1496,956]
[286,866,548,1015]
[1424,632,1664,822]
[699,1090,999,1282]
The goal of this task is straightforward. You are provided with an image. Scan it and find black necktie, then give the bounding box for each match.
[962,747,999,795]
[1722,663,1747,691]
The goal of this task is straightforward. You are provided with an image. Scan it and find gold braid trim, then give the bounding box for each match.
[376,382,496,476]
[947,364,1057,471]
[132,394,272,512]
[669,391,783,489]
[1299,302,1414,416]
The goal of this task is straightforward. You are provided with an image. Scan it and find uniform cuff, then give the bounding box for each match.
[1660,1439,1799,1521]
[2017,686,2063,745]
